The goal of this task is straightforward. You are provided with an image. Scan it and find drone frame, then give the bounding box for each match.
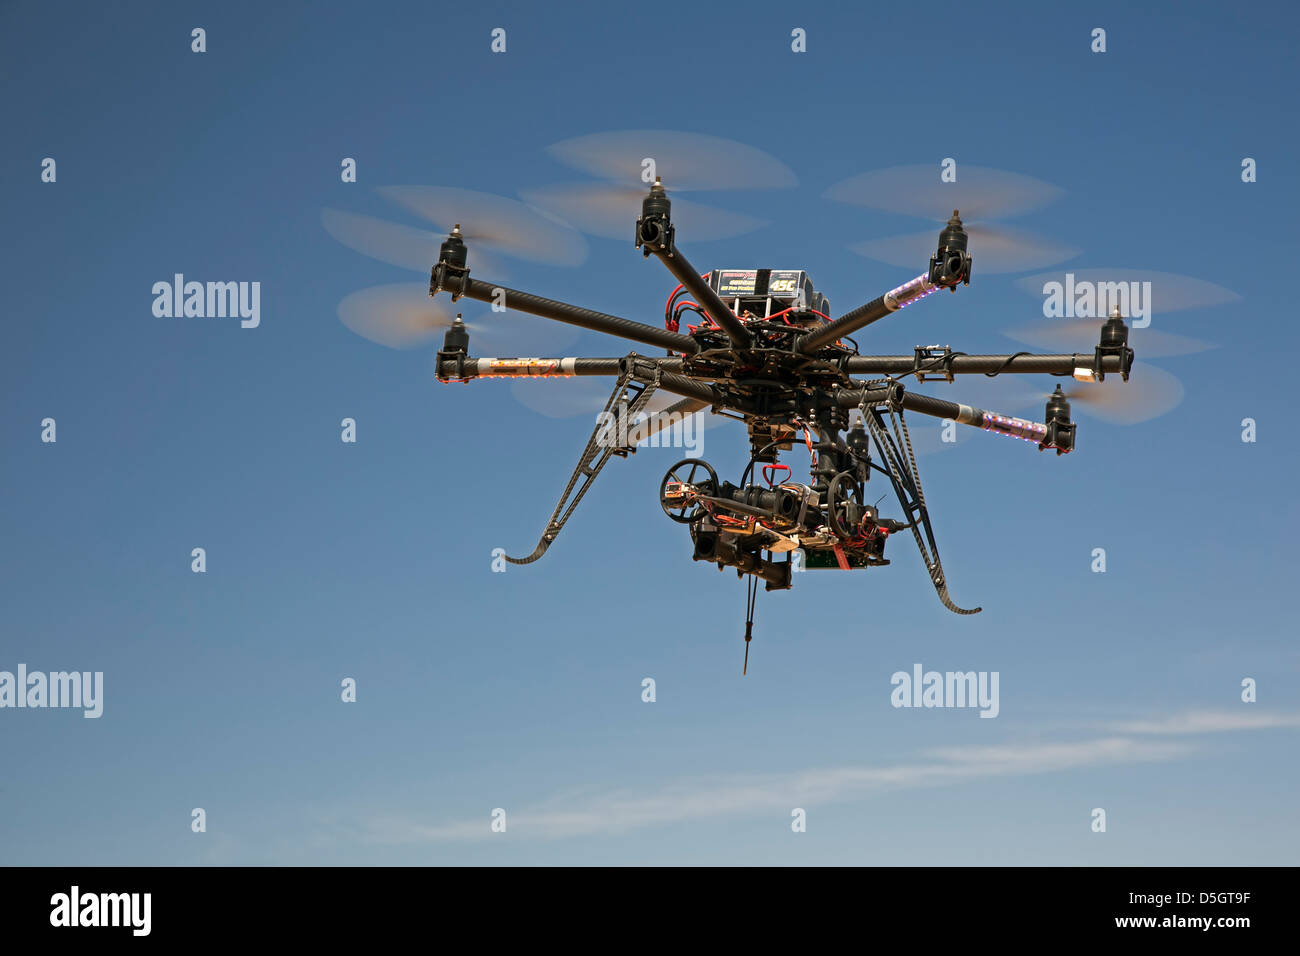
[430,179,1136,614]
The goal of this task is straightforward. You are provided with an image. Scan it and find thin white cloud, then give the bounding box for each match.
[356,712,1299,843]
[1108,710,1300,735]
[362,736,1191,843]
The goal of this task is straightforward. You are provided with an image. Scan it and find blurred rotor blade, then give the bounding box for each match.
[338,283,577,353]
[545,130,797,191]
[825,164,1063,221]
[322,209,507,276]
[850,223,1078,274]
[1001,319,1216,357]
[943,361,1185,425]
[338,283,452,349]
[1015,269,1240,316]
[521,183,768,241]
[375,186,588,266]
[1064,363,1185,424]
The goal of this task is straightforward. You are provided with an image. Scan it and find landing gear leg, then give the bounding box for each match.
[862,399,982,615]
[505,362,660,564]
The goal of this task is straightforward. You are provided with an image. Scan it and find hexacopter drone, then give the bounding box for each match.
[421,177,1137,654]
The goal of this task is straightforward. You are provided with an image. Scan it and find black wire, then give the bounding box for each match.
[894,349,1057,382]
[674,304,709,326]
[984,351,1029,376]
[665,287,690,323]
[859,350,1069,409]
[740,439,790,487]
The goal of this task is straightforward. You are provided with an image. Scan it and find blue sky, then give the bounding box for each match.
[2,1,1297,865]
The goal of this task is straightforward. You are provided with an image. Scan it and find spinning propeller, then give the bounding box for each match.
[945,360,1186,426]
[374,186,587,267]
[521,129,796,242]
[326,186,594,360]
[826,164,1078,274]
[337,283,577,355]
[1004,268,1239,357]
[323,186,587,273]
[321,208,507,276]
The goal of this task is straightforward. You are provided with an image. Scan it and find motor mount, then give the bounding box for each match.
[929,211,973,289]
[1039,385,1076,455]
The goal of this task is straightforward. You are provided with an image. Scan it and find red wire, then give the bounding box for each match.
[755,306,833,327]
[664,275,714,331]
[663,283,685,330]
[677,302,717,330]
[762,463,791,487]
